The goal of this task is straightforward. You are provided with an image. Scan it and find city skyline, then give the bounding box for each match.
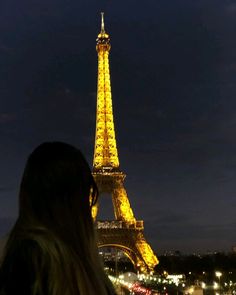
[0,0,235,254]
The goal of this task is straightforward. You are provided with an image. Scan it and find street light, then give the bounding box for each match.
[215,271,222,294]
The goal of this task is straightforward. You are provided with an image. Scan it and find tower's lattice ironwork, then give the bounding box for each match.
[93,13,158,273]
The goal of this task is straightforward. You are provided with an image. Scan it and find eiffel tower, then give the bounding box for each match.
[92,13,158,273]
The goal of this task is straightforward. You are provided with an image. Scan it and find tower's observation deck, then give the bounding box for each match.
[93,13,158,273]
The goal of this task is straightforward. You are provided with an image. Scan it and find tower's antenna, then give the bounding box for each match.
[101,12,105,33]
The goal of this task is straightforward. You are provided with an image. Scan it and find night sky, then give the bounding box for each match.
[0,0,235,254]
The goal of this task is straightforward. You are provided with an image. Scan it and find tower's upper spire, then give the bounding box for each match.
[101,12,105,34]
[97,12,109,44]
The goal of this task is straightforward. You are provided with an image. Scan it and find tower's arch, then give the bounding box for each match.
[98,244,137,267]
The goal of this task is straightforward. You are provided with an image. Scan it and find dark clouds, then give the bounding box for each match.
[0,0,235,253]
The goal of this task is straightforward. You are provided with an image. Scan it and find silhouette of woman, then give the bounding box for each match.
[0,142,116,295]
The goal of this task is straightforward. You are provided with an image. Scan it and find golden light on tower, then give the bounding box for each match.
[93,13,158,273]
[93,12,119,170]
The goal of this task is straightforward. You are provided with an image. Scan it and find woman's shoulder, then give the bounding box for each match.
[0,235,44,295]
[1,234,44,270]
[0,227,61,295]
[1,226,62,270]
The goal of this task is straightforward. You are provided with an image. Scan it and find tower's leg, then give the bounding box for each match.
[112,183,135,223]
[135,232,158,272]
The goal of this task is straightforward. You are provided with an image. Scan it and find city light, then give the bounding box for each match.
[215,271,222,278]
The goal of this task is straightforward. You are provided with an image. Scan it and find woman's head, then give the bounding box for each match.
[2,142,115,295]
[18,142,97,244]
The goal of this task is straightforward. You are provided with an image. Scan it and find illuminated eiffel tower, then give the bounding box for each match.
[92,13,158,273]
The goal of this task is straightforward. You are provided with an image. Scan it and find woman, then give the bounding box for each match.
[0,142,116,295]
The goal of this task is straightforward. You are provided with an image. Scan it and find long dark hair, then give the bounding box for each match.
[0,142,115,295]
